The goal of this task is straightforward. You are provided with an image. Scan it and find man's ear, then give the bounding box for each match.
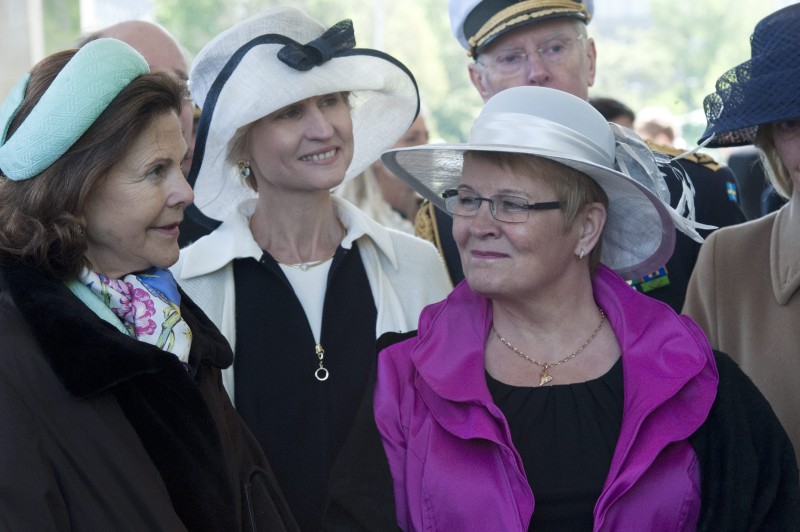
[585,37,597,88]
[468,62,493,103]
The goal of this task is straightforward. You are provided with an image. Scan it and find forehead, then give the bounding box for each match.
[104,24,187,75]
[480,18,581,52]
[460,152,554,192]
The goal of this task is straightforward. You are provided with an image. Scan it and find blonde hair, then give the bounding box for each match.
[755,125,793,199]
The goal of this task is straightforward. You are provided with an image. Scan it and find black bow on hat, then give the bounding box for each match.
[278,19,356,71]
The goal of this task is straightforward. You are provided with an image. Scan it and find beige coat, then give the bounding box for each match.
[683,201,800,457]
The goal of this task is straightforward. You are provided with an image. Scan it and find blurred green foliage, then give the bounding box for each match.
[150,0,774,144]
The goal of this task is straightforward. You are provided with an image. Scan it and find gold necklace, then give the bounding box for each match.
[275,251,336,271]
[492,307,605,386]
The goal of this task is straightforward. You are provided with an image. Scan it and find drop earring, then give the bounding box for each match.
[238,160,251,178]
[578,247,585,260]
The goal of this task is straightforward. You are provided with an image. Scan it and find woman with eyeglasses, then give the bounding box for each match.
[371,86,798,530]
[171,7,451,530]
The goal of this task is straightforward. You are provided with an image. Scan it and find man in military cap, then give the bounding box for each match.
[417,0,745,312]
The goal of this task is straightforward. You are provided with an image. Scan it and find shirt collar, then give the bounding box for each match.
[179,196,402,279]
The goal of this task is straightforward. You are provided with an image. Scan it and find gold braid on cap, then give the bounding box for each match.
[468,0,590,56]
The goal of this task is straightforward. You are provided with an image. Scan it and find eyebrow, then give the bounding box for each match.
[456,184,530,197]
[492,32,576,51]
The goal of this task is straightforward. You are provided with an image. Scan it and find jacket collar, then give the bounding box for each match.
[408,266,718,518]
[0,261,232,399]
[178,196,400,279]
[771,201,800,305]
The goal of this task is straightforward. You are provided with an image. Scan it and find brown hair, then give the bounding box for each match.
[755,124,793,199]
[0,49,185,280]
[465,151,609,271]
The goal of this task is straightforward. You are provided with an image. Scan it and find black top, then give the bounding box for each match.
[233,244,377,531]
[486,358,624,531]
[326,329,799,531]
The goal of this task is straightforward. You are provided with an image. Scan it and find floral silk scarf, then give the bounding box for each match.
[79,267,192,363]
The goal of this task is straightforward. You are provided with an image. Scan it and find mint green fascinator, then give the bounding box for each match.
[0,38,149,181]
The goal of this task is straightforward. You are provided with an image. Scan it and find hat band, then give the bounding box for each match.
[468,0,590,55]
[469,111,612,168]
[0,39,149,181]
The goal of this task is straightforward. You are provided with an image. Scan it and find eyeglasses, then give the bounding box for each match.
[443,189,561,223]
[478,35,585,75]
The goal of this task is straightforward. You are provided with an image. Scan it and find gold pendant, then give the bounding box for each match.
[539,367,552,386]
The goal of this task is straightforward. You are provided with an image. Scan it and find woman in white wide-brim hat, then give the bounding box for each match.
[371,86,798,530]
[171,6,451,529]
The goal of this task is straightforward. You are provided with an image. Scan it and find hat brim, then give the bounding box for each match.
[699,4,800,148]
[699,60,800,147]
[383,143,675,280]
[187,33,419,222]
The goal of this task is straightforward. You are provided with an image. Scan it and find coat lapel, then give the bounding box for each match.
[1,261,239,531]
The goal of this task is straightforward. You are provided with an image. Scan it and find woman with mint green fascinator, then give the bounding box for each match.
[0,38,297,531]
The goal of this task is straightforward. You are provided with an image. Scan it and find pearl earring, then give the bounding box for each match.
[238,160,251,178]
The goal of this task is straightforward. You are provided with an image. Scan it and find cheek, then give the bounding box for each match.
[775,137,800,171]
[451,216,471,248]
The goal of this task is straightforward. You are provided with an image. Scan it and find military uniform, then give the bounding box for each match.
[416,144,746,313]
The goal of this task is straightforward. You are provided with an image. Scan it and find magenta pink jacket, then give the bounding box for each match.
[375,265,718,531]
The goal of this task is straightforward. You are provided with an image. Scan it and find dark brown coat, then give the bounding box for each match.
[0,261,298,531]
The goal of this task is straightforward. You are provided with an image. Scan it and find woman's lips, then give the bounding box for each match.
[153,222,181,236]
[471,250,507,259]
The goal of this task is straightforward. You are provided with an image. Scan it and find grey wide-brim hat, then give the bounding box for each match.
[186,6,419,222]
[383,86,681,280]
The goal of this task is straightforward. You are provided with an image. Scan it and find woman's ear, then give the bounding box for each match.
[574,202,606,258]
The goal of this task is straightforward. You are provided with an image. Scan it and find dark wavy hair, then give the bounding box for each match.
[0,49,185,280]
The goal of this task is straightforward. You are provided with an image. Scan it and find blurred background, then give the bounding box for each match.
[1,0,795,155]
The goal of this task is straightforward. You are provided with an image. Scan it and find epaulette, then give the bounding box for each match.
[645,140,722,171]
[414,201,445,257]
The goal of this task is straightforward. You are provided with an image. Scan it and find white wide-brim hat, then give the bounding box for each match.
[186,6,419,222]
[382,86,680,280]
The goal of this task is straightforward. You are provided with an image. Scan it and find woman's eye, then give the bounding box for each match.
[277,107,300,119]
[147,164,165,177]
[500,199,527,212]
[776,119,800,131]
[458,196,481,208]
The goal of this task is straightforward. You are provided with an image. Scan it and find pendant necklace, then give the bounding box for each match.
[492,307,605,386]
[275,251,336,272]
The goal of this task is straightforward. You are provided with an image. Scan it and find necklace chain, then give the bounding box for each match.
[492,307,605,386]
[275,251,336,271]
